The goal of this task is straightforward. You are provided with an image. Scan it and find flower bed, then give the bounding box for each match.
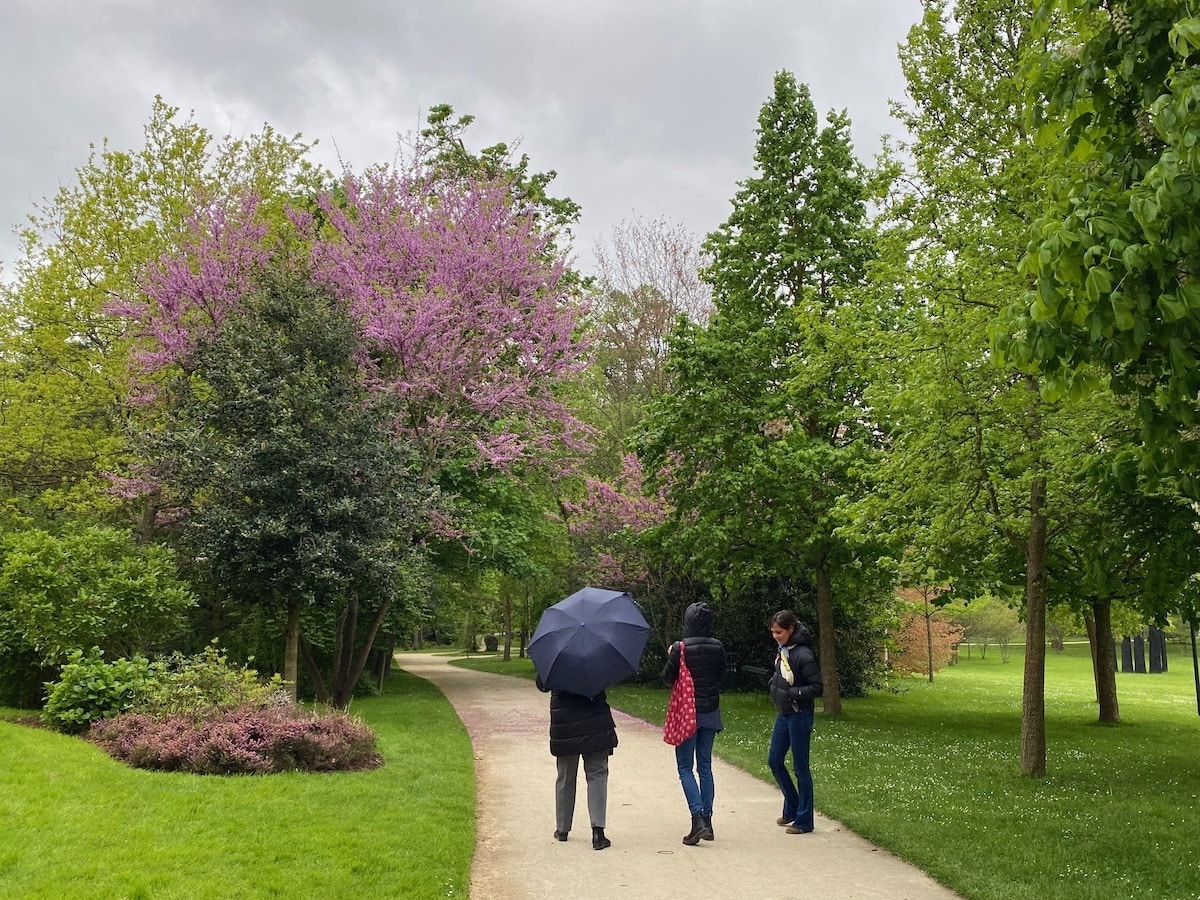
[87,703,382,775]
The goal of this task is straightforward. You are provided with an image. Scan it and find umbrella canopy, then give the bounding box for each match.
[528,587,651,698]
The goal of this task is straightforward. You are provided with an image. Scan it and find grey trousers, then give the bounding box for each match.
[555,752,608,832]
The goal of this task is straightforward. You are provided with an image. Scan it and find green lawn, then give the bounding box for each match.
[0,666,475,900]
[458,642,1200,900]
[5,644,1196,899]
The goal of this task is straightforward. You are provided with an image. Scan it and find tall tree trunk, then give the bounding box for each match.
[1084,609,1099,702]
[502,593,513,662]
[376,636,396,692]
[134,487,163,544]
[521,591,530,658]
[298,631,330,704]
[1092,597,1119,723]
[330,595,393,709]
[1020,475,1048,777]
[330,599,354,705]
[283,600,300,702]
[814,554,842,715]
[349,599,392,692]
[924,591,935,683]
[1190,617,1200,716]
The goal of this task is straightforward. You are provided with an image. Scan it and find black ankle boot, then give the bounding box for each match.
[682,813,707,845]
[553,830,568,842]
[701,814,714,841]
[591,826,611,850]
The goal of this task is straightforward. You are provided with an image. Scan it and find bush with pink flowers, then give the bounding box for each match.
[87,703,382,775]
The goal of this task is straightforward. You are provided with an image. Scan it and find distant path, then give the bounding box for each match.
[396,652,960,900]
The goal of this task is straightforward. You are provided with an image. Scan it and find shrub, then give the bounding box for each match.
[42,649,155,733]
[136,642,284,718]
[0,524,195,664]
[87,704,383,774]
[0,607,50,708]
[889,608,964,678]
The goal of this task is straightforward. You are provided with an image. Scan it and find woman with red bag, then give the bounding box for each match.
[662,601,726,845]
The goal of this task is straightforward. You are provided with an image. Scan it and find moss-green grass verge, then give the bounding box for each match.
[0,668,474,900]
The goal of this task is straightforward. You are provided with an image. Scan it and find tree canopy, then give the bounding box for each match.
[639,70,879,714]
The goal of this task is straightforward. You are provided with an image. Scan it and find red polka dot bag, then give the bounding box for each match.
[662,641,698,746]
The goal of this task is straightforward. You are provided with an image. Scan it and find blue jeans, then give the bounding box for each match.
[767,708,814,831]
[674,726,718,815]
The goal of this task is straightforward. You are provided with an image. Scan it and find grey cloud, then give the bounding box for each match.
[0,0,923,276]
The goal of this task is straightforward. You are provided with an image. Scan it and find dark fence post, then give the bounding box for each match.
[1149,626,1167,674]
[1121,636,1134,673]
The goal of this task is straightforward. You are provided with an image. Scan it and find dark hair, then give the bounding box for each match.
[769,609,800,634]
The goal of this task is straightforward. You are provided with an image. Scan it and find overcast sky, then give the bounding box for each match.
[0,0,924,278]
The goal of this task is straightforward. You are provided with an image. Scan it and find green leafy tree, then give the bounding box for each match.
[0,98,319,517]
[418,103,581,241]
[1004,1,1200,495]
[1048,465,1200,719]
[140,275,428,706]
[433,463,575,660]
[579,217,712,473]
[945,594,1023,660]
[0,524,194,664]
[859,0,1144,772]
[640,71,879,714]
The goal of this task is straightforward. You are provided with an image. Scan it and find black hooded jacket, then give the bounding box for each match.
[768,623,823,716]
[536,675,618,757]
[662,602,726,715]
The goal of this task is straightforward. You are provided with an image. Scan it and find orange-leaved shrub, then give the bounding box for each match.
[889,607,964,678]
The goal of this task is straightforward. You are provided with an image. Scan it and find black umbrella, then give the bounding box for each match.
[528,587,651,698]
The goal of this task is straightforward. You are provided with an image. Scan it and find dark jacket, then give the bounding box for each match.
[768,623,823,716]
[662,602,726,715]
[537,675,618,757]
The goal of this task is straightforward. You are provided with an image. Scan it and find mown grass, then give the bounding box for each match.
[0,667,474,900]
[456,643,1200,900]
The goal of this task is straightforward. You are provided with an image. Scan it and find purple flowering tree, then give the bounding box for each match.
[562,453,668,592]
[118,166,591,705]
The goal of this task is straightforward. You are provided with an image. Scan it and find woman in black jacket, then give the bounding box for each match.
[536,675,618,850]
[662,601,726,845]
[766,609,823,835]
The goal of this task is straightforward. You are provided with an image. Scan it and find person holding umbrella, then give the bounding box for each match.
[535,675,618,850]
[767,609,824,835]
[529,587,652,851]
[662,601,726,845]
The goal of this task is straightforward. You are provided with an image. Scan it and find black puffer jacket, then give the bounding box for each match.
[768,623,823,716]
[662,602,726,715]
[537,676,618,757]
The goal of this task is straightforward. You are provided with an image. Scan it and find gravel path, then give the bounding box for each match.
[396,652,961,900]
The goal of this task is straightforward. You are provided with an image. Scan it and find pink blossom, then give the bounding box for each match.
[115,166,593,534]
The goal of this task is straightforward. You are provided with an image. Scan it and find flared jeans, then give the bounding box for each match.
[767,707,815,831]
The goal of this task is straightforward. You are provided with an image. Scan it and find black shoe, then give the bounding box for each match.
[591,827,611,850]
[683,813,709,846]
[701,814,714,841]
[553,830,568,842]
